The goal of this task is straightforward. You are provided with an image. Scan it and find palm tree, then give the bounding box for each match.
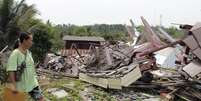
[0,0,38,49]
[0,0,39,83]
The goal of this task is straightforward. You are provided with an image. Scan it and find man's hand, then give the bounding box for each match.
[6,83,18,94]
[12,90,18,94]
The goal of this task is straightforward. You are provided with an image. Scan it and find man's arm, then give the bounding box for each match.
[7,71,17,91]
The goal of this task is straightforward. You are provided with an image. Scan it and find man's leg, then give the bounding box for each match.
[28,86,44,101]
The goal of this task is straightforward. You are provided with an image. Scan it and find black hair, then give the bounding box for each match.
[13,32,32,49]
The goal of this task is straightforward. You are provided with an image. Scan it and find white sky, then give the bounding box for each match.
[26,0,201,27]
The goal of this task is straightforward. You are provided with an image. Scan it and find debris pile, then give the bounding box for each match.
[37,53,80,77]
[37,17,201,101]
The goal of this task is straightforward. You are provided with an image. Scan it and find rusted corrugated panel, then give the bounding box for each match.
[141,16,165,47]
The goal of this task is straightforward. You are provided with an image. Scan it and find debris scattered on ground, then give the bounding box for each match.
[47,88,68,99]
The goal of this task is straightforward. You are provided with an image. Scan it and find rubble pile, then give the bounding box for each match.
[109,89,160,101]
[80,43,147,77]
[38,53,80,77]
[37,17,201,100]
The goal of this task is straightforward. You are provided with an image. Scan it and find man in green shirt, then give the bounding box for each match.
[7,32,45,101]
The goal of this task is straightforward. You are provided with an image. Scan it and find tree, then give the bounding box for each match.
[29,24,52,62]
[0,0,38,49]
[54,24,128,42]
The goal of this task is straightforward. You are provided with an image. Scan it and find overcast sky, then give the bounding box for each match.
[26,0,201,27]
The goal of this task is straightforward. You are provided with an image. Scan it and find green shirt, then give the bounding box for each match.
[7,49,39,92]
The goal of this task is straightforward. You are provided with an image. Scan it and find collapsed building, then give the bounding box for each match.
[61,35,105,56]
[38,17,201,100]
[38,36,105,77]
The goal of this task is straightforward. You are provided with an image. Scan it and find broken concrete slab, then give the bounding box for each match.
[142,98,160,101]
[79,65,141,89]
[52,90,68,99]
[79,73,108,88]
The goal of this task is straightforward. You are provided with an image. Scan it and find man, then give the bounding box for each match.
[7,32,45,101]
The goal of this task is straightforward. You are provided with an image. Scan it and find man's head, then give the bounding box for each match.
[18,32,33,49]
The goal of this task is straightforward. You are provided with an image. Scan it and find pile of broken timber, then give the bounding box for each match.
[130,69,201,101]
[79,42,156,89]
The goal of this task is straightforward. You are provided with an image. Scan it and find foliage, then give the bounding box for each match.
[54,24,128,42]
[0,63,7,84]
[0,0,38,49]
[29,24,52,62]
[165,26,184,38]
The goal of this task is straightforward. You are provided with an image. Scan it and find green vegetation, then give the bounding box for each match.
[0,0,184,61]
[165,26,184,38]
[36,76,116,101]
[0,0,186,85]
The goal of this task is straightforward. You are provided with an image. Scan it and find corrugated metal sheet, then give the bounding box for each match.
[63,35,105,42]
[155,47,178,68]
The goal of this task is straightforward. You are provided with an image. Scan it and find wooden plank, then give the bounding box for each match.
[125,25,135,41]
[141,16,163,45]
[104,47,113,66]
[37,69,78,78]
[130,19,137,37]
[158,28,175,43]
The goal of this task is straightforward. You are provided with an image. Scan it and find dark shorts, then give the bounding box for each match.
[28,86,43,101]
